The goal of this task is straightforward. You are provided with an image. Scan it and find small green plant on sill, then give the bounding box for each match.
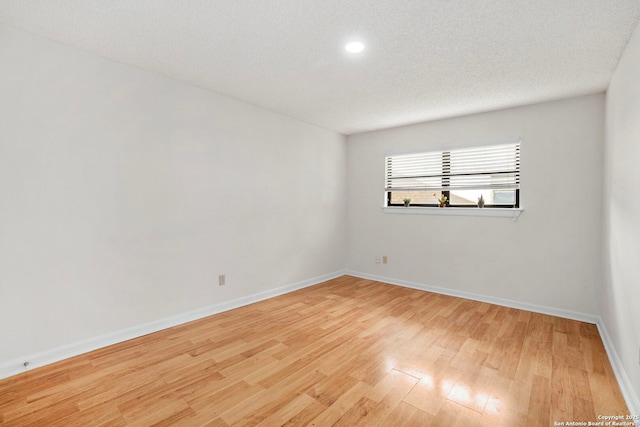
[402,198,411,207]
[477,194,485,208]
[434,193,448,207]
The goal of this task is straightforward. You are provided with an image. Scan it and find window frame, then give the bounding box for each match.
[384,138,521,209]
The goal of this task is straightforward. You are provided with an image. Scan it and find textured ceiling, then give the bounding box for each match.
[1,1,640,135]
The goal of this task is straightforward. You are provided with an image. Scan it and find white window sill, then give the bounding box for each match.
[382,206,523,219]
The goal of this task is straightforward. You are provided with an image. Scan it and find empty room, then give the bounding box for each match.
[1,1,639,426]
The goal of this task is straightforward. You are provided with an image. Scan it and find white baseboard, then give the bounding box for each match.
[346,270,639,416]
[0,270,346,381]
[596,320,640,415]
[345,270,599,323]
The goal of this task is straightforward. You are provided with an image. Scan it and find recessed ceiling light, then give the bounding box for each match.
[345,41,365,53]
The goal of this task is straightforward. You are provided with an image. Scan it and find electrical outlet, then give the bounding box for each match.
[219,274,225,286]
[382,256,388,264]
[375,256,380,264]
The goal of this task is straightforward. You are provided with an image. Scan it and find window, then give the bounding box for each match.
[385,140,520,208]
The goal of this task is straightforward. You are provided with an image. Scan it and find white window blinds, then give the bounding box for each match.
[385,141,520,192]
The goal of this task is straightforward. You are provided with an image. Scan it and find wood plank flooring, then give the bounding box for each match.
[0,276,629,426]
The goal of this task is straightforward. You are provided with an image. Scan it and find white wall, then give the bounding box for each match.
[346,94,604,315]
[0,24,346,364]
[604,19,640,408]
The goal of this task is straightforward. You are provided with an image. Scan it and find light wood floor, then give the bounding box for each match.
[0,276,629,426]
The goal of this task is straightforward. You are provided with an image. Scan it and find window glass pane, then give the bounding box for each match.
[492,190,516,205]
[449,190,481,206]
[389,192,439,205]
[449,189,516,206]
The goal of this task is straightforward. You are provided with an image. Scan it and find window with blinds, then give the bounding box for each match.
[385,141,520,208]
